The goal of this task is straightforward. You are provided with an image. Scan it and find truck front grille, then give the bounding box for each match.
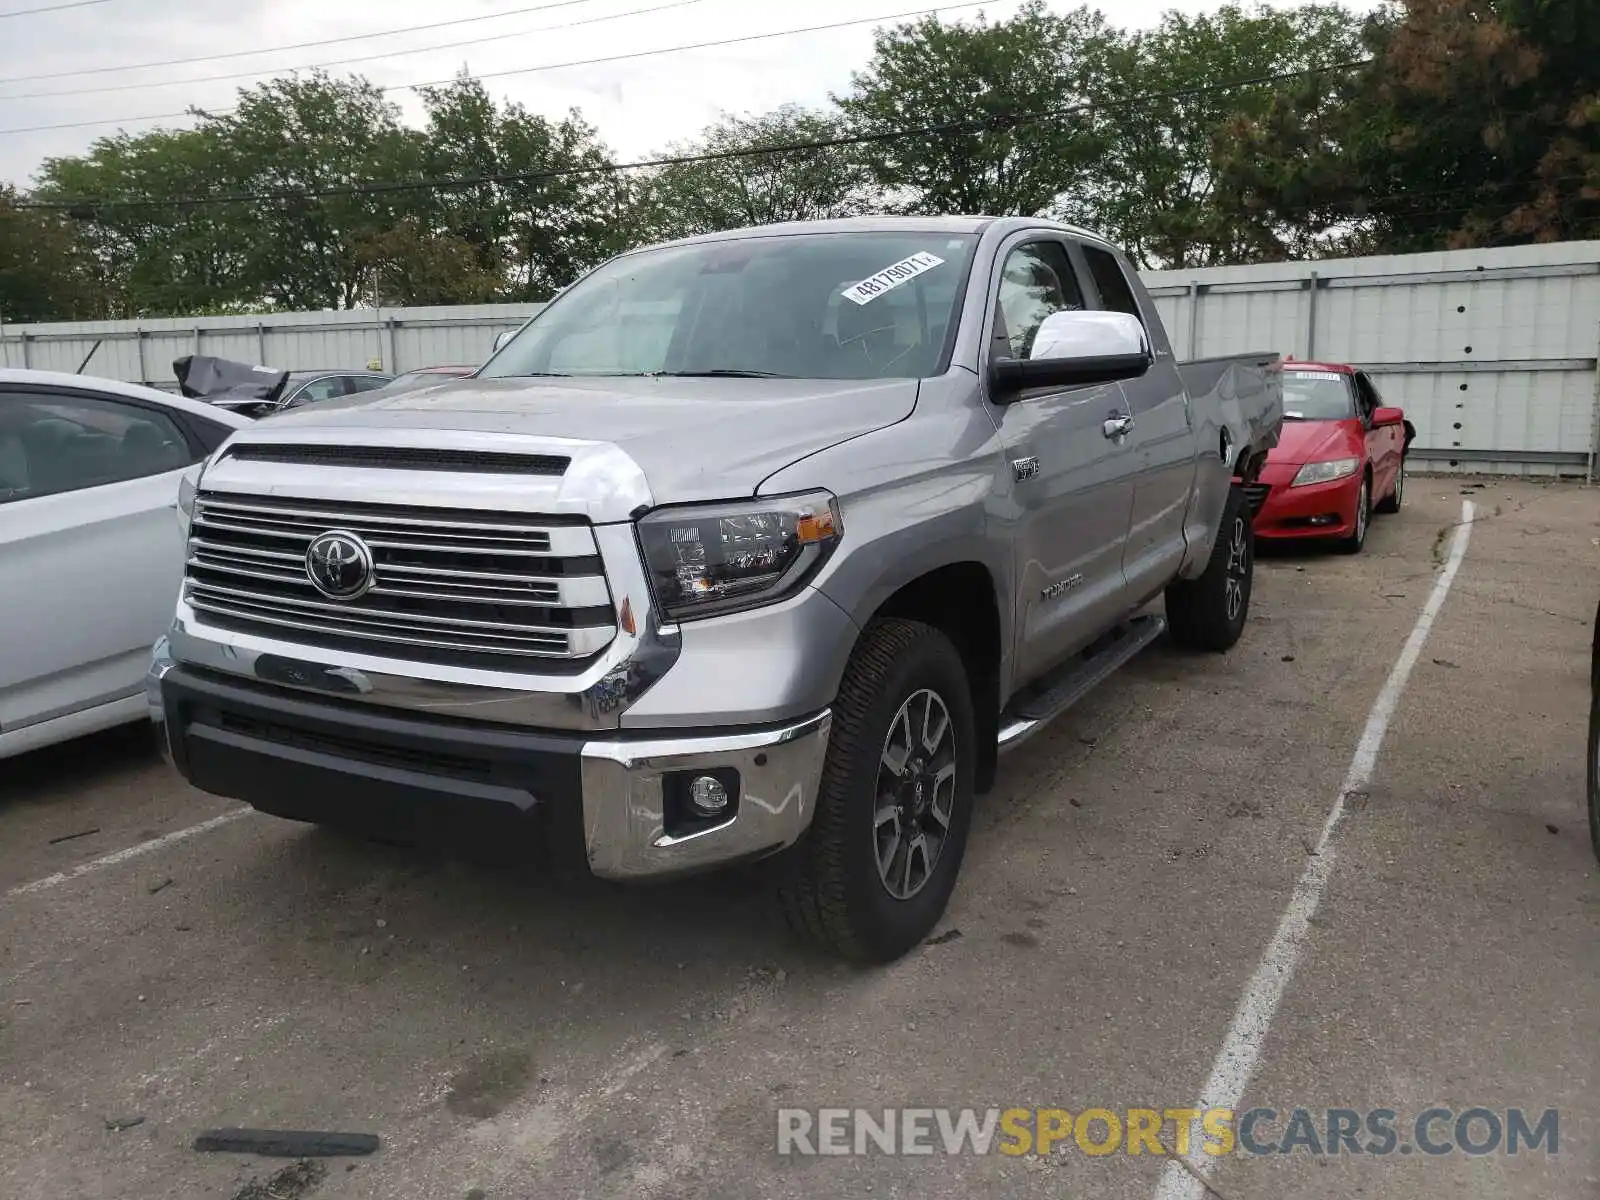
[183,492,616,669]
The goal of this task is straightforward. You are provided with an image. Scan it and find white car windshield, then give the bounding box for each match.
[480,232,979,382]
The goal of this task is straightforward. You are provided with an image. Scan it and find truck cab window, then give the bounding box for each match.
[992,241,1085,360]
[1081,244,1143,321]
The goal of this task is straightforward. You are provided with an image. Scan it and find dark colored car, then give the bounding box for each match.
[365,365,477,397]
[173,357,392,418]
[276,370,394,410]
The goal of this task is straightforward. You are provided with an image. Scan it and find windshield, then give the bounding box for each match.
[1282,370,1356,420]
[480,232,978,382]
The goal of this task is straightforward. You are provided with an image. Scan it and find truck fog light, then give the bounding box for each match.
[690,775,730,814]
[663,768,741,837]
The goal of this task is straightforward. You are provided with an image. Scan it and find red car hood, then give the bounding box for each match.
[1267,418,1364,466]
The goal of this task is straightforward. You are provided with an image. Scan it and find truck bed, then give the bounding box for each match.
[1178,351,1285,473]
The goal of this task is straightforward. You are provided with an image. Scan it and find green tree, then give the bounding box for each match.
[354,219,503,306]
[635,104,878,241]
[32,127,254,316]
[194,72,426,310]
[1095,3,1367,268]
[1222,0,1600,254]
[0,184,101,322]
[415,74,625,301]
[836,1,1119,218]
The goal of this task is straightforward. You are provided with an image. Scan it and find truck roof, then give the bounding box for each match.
[631,214,1120,256]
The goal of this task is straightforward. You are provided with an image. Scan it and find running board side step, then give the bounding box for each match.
[996,614,1167,754]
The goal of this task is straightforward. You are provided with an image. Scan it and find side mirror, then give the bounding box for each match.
[990,310,1152,401]
[1372,405,1405,427]
[492,329,515,353]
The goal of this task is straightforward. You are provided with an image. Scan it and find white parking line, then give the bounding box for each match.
[1154,499,1476,1200]
[4,808,251,899]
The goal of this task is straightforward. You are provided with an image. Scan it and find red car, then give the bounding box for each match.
[1246,360,1415,553]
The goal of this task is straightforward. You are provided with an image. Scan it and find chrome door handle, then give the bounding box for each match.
[1103,414,1134,439]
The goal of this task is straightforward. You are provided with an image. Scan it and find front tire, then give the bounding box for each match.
[777,618,977,963]
[1166,484,1253,653]
[1338,476,1371,554]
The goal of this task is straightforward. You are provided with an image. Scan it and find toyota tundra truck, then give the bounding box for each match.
[148,216,1282,962]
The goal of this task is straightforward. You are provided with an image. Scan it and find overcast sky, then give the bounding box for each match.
[0,0,1378,187]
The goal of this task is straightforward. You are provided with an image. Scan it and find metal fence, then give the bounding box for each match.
[5,238,1600,476]
[0,303,544,390]
[1143,240,1600,477]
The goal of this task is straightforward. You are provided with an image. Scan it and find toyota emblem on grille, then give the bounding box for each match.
[304,530,374,600]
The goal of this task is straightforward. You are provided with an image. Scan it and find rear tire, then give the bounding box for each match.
[777,618,976,963]
[1338,476,1372,554]
[1375,458,1404,514]
[1165,485,1253,653]
[1588,691,1600,866]
[1589,597,1600,864]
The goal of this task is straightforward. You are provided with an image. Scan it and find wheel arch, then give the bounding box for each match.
[865,561,1004,794]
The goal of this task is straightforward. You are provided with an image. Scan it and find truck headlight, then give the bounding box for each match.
[1291,458,1360,487]
[636,491,842,621]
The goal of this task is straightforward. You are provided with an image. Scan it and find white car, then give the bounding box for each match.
[0,369,250,758]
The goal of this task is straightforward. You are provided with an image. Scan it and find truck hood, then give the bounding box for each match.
[1266,418,1363,466]
[239,375,919,509]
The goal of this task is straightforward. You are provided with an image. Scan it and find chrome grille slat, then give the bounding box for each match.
[190,538,303,563]
[188,580,587,636]
[188,595,578,658]
[184,490,616,666]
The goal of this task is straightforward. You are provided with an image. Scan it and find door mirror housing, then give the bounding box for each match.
[1372,405,1405,427]
[989,310,1153,402]
[492,329,516,354]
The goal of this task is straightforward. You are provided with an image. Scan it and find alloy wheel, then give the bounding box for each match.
[874,688,958,900]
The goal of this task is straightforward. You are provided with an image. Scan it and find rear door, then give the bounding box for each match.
[1078,241,1195,601]
[983,234,1140,688]
[0,388,202,738]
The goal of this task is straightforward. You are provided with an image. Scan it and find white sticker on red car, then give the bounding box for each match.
[1286,370,1347,382]
[840,252,945,305]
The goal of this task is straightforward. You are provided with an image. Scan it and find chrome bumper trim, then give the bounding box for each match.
[146,635,177,767]
[580,710,832,880]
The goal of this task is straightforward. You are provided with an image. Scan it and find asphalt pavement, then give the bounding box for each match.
[1,477,1596,1200]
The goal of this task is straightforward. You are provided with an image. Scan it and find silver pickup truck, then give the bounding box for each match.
[148,216,1282,962]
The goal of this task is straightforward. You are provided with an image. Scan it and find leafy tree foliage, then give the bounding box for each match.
[635,105,877,241]
[835,1,1118,219]
[3,2,1596,324]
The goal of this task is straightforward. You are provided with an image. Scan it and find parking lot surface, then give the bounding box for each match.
[2,478,1597,1200]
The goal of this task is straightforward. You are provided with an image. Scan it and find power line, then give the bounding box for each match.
[0,0,606,86]
[19,59,1376,211]
[0,0,109,17]
[0,1,995,135]
[2,0,709,100]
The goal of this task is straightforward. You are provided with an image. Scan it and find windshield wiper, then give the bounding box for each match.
[645,369,794,379]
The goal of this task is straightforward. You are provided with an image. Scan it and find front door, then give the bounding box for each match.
[1355,372,1404,494]
[983,236,1140,689]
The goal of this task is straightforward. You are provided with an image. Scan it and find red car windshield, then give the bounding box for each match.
[1283,370,1356,420]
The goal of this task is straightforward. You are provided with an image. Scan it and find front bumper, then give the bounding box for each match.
[1250,467,1362,539]
[147,639,830,880]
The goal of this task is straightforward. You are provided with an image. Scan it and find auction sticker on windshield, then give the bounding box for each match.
[842,252,945,305]
[1287,371,1346,382]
